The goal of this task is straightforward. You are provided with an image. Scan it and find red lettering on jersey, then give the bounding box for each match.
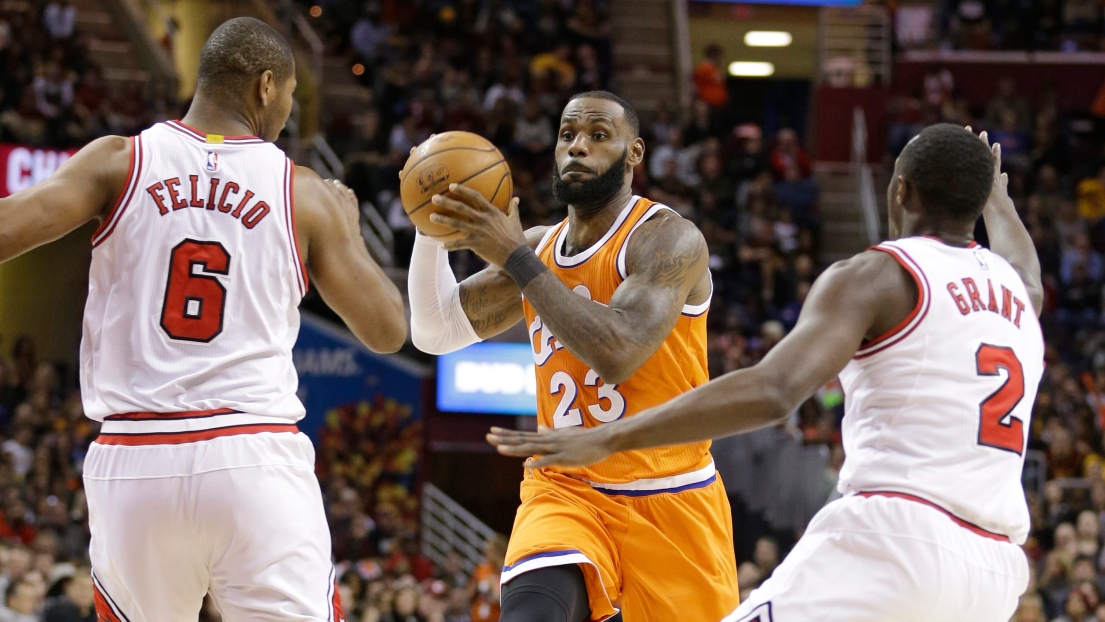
[165,177,187,211]
[241,201,270,229]
[986,279,999,313]
[1000,286,1013,321]
[217,182,239,213]
[206,178,219,210]
[146,182,169,216]
[1014,299,1025,327]
[231,189,255,219]
[947,282,970,315]
[962,278,984,311]
[188,175,205,208]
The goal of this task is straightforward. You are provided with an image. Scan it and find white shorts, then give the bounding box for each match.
[83,427,344,622]
[723,492,1029,622]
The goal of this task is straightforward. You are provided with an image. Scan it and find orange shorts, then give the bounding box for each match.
[502,465,739,621]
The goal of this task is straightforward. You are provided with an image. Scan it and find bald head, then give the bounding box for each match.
[196,17,294,103]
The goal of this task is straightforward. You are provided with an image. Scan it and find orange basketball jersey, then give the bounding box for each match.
[522,195,712,484]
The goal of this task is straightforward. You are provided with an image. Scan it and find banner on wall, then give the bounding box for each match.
[293,312,430,441]
[0,144,78,198]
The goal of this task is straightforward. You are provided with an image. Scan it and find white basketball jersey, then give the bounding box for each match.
[80,121,308,423]
[837,236,1044,544]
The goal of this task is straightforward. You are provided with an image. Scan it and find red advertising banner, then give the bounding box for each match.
[0,144,79,198]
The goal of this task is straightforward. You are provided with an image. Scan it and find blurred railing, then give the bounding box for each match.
[852,107,881,246]
[422,483,497,575]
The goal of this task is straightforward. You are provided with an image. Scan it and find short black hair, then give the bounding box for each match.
[567,90,640,138]
[196,17,294,101]
[898,123,993,224]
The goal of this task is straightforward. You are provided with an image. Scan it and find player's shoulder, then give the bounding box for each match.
[820,248,911,292]
[624,210,707,265]
[74,135,132,168]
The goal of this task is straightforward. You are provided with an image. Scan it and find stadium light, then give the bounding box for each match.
[744,31,792,47]
[728,62,775,77]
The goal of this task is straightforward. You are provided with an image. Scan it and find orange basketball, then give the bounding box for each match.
[399,132,513,241]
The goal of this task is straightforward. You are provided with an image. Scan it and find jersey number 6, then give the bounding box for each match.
[976,344,1026,456]
[160,239,231,343]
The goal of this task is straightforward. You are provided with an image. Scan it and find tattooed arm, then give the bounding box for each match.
[456,226,551,338]
[518,213,710,384]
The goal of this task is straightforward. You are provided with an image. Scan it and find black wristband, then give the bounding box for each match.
[503,244,547,289]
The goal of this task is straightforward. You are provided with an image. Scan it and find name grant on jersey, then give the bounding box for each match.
[946,276,1028,327]
[144,175,271,229]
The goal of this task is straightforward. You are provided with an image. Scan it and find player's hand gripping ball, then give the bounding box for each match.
[400,132,513,241]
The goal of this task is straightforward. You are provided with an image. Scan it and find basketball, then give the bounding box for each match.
[399,132,513,241]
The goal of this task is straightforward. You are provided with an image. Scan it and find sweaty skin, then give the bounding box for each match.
[0,69,406,354]
[487,128,1045,468]
[428,97,711,384]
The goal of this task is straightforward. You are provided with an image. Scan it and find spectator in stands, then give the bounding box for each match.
[468,536,506,622]
[43,1,76,41]
[989,109,1032,171]
[694,44,728,109]
[42,569,95,622]
[0,579,40,622]
[649,126,699,188]
[512,96,554,169]
[769,128,811,181]
[351,3,390,65]
[986,77,1032,132]
[1078,166,1105,222]
[528,43,575,93]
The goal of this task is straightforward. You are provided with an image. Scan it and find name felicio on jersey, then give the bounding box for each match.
[144,174,271,229]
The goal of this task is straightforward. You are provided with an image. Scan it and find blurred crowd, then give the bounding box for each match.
[0,1,179,149]
[899,0,1105,52]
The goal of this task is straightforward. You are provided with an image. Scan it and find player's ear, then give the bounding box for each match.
[258,69,275,107]
[896,176,912,211]
[627,137,645,168]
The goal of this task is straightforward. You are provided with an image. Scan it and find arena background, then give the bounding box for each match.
[0,0,1103,620]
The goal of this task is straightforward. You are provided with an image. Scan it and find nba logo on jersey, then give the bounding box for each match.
[206,151,218,172]
[975,249,989,270]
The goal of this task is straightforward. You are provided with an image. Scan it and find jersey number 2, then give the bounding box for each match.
[160,239,230,343]
[976,344,1025,455]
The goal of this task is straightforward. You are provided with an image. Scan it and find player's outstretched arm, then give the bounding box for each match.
[976,130,1044,316]
[407,218,549,354]
[294,166,406,353]
[0,136,130,263]
[489,252,909,467]
[430,185,708,384]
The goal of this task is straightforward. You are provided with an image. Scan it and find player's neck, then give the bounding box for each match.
[904,222,975,248]
[180,98,260,139]
[564,187,633,255]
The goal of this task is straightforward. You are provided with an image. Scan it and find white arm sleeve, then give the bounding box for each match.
[408,233,482,354]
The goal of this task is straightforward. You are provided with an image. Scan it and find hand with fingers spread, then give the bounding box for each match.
[429,183,527,267]
[486,425,618,468]
[973,128,1016,214]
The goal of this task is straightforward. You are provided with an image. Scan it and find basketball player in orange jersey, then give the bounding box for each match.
[0,18,404,621]
[408,91,739,621]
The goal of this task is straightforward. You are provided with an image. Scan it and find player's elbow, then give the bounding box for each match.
[410,319,469,355]
[760,372,800,425]
[591,357,637,386]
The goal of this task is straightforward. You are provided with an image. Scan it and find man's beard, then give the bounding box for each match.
[551,149,628,207]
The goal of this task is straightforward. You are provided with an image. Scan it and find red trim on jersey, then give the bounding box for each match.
[95,423,299,446]
[167,120,265,143]
[332,576,346,621]
[104,407,241,421]
[91,136,139,246]
[285,159,308,295]
[858,491,1011,542]
[854,246,931,358]
[94,585,124,622]
[92,573,129,622]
